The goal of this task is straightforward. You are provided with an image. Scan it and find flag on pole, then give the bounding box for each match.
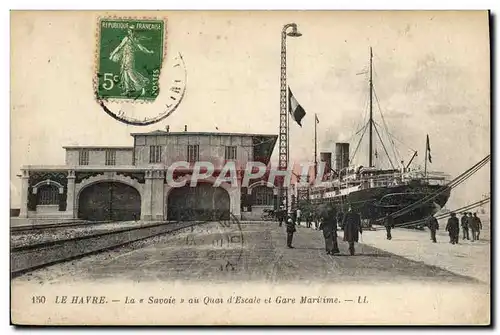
[315,114,319,124]
[288,87,306,127]
[426,134,432,163]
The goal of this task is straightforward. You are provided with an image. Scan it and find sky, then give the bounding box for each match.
[10,10,490,210]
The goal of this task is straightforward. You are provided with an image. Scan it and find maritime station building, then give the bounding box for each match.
[16,130,279,224]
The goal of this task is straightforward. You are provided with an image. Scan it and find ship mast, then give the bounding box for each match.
[352,47,398,170]
[368,47,374,167]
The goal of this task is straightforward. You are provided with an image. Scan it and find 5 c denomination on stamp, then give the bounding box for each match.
[97,18,165,102]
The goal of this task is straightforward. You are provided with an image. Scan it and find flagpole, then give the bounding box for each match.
[314,113,318,180]
[424,135,428,180]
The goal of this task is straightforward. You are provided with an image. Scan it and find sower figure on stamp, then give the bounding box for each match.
[286,216,296,249]
[461,212,469,240]
[109,27,154,97]
[426,215,439,243]
[320,205,340,255]
[342,206,362,256]
[446,212,460,245]
[384,213,395,240]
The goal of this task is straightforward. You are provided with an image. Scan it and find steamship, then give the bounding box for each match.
[305,48,451,227]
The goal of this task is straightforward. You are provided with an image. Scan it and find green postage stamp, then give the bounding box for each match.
[96,18,165,102]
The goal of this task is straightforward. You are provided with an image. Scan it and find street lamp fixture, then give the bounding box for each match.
[286,24,302,37]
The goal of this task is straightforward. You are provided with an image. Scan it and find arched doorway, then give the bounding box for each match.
[78,182,141,221]
[167,183,230,221]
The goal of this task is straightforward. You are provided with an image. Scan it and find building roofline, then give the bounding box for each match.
[62,146,134,150]
[129,131,278,138]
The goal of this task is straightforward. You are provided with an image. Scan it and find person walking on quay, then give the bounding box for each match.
[461,212,469,240]
[342,206,362,256]
[473,213,483,240]
[320,205,340,255]
[337,210,345,230]
[314,210,321,230]
[446,212,460,245]
[286,216,296,248]
[302,207,311,228]
[467,212,478,242]
[384,214,395,240]
[311,211,317,230]
[296,208,302,226]
[426,215,439,243]
[277,207,285,227]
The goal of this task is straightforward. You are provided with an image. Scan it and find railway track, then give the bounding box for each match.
[11,221,205,278]
[10,220,114,233]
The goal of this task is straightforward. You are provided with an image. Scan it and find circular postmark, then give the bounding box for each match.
[94,17,187,126]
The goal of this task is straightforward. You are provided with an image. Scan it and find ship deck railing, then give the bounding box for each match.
[309,171,450,196]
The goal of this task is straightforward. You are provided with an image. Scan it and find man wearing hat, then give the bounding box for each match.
[426,214,439,243]
[460,212,469,240]
[473,212,483,240]
[320,204,340,255]
[341,205,362,256]
[286,216,296,248]
[384,213,395,240]
[446,212,460,245]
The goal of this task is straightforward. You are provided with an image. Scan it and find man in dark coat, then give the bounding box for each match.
[384,214,395,240]
[342,206,362,256]
[467,212,478,242]
[426,215,439,243]
[277,207,285,227]
[446,212,460,244]
[460,212,469,240]
[286,216,296,248]
[337,211,345,230]
[320,205,340,255]
[473,213,482,240]
[304,207,312,228]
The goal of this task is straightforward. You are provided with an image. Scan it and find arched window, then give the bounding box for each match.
[252,186,274,206]
[38,185,59,205]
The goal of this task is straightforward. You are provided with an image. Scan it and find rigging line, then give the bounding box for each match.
[375,97,399,166]
[351,65,371,144]
[373,120,417,153]
[377,197,490,231]
[392,158,490,220]
[375,155,490,223]
[373,87,400,164]
[350,122,369,163]
[376,201,486,231]
[389,155,490,220]
[372,122,395,169]
[350,86,370,147]
[390,197,490,230]
[345,119,370,146]
[397,199,489,227]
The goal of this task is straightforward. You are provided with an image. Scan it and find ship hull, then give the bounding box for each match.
[312,183,451,229]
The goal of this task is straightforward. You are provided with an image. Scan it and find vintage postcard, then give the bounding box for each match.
[10,10,491,325]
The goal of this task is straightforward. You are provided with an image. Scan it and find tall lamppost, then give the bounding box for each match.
[279,23,301,216]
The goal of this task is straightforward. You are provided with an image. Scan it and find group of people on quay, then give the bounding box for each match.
[275,203,484,253]
[426,211,483,245]
[276,204,363,256]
